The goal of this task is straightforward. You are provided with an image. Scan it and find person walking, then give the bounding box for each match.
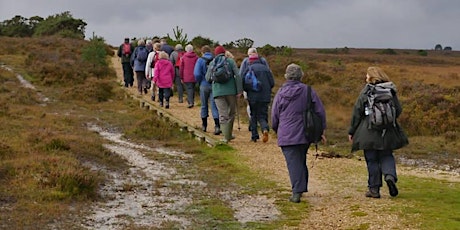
[240,47,270,131]
[130,39,149,95]
[271,63,327,203]
[205,46,243,142]
[348,66,408,198]
[117,37,134,87]
[179,44,198,108]
[194,45,221,135]
[146,42,161,101]
[153,51,175,109]
[243,53,274,142]
[170,44,185,103]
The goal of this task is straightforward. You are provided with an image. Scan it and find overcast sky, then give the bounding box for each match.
[1,0,459,50]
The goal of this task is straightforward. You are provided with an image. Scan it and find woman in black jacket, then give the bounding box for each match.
[348,66,408,198]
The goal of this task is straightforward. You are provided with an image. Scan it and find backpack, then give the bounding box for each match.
[243,65,261,92]
[303,85,323,148]
[175,51,184,67]
[210,56,232,83]
[122,43,131,55]
[150,51,160,68]
[136,46,148,62]
[366,84,396,130]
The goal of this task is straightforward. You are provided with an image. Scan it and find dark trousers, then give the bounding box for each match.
[174,70,184,100]
[364,149,397,189]
[184,82,195,106]
[135,71,147,94]
[281,144,310,193]
[122,62,133,87]
[248,101,269,140]
[158,88,172,104]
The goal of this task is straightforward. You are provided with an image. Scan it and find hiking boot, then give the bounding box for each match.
[262,130,269,143]
[213,119,221,135]
[365,188,381,198]
[165,102,170,109]
[151,94,156,101]
[289,192,302,203]
[201,118,207,132]
[385,175,399,197]
[143,88,148,94]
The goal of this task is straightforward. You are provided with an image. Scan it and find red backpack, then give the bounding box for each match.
[175,51,184,67]
[122,43,131,55]
[150,51,160,68]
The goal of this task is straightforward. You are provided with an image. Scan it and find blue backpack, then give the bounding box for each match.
[136,46,148,62]
[244,65,261,92]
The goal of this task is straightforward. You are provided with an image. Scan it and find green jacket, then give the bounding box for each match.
[348,82,409,152]
[205,54,243,97]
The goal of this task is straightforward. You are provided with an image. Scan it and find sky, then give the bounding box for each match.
[1,0,459,50]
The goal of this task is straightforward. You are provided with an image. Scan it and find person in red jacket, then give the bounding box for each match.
[153,51,175,109]
[180,44,198,108]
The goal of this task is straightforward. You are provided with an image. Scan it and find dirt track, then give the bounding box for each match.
[111,54,458,229]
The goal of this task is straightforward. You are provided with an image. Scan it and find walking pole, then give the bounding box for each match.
[236,96,241,131]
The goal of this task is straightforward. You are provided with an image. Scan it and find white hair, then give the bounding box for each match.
[185,44,194,52]
[247,47,257,55]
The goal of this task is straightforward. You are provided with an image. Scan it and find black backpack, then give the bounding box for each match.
[303,85,323,148]
[366,84,396,130]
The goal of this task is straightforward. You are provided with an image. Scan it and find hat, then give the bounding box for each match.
[124,38,129,42]
[214,46,226,55]
[284,63,304,80]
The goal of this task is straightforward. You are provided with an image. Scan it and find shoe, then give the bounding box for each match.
[159,102,163,107]
[143,88,148,94]
[289,193,301,203]
[179,99,183,103]
[214,126,221,135]
[187,104,194,108]
[151,95,156,101]
[251,138,258,142]
[262,130,269,143]
[365,188,381,198]
[385,175,399,197]
[165,102,170,109]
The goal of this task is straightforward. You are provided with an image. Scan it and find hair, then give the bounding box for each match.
[366,66,390,84]
[201,45,211,53]
[284,63,304,81]
[160,38,168,44]
[185,44,194,52]
[146,40,152,45]
[159,51,169,59]
[153,42,161,51]
[247,47,257,55]
[225,50,234,58]
[137,39,145,46]
[175,44,183,50]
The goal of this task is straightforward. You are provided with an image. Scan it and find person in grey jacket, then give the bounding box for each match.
[243,54,274,143]
[348,66,408,198]
[271,63,327,203]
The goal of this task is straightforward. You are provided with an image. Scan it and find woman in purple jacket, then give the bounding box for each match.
[271,63,327,203]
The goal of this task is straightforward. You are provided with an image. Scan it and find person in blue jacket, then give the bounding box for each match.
[194,45,221,135]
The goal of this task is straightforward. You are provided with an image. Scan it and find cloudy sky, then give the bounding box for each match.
[1,0,459,50]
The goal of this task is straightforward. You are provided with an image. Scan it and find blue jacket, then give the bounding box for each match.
[130,45,147,72]
[243,59,274,103]
[194,52,214,87]
[271,80,326,146]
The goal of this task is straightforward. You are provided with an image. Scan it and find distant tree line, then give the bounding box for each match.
[0,11,86,39]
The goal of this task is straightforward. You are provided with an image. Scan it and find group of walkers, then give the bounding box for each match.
[118,38,408,204]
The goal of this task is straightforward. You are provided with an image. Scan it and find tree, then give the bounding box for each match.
[191,35,215,49]
[0,15,33,37]
[434,44,443,51]
[233,38,254,51]
[167,26,188,47]
[33,11,86,39]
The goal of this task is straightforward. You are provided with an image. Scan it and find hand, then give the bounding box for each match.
[321,134,327,144]
[348,134,353,142]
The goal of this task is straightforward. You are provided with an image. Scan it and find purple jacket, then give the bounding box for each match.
[271,80,326,146]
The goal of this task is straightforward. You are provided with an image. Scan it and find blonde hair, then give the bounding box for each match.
[137,39,145,46]
[225,50,234,59]
[159,51,169,59]
[366,66,390,84]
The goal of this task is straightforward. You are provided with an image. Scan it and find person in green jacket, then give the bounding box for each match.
[348,66,408,198]
[205,46,243,143]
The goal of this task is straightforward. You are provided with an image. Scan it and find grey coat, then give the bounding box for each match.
[348,82,408,152]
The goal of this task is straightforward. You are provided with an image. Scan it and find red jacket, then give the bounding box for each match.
[154,59,174,88]
[180,51,198,83]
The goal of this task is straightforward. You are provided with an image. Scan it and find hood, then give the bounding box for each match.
[278,80,306,101]
[375,81,397,92]
[184,51,198,58]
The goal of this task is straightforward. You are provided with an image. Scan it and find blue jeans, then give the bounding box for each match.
[364,149,397,189]
[281,144,310,193]
[199,84,219,119]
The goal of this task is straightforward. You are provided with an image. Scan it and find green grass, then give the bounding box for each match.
[395,176,460,229]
